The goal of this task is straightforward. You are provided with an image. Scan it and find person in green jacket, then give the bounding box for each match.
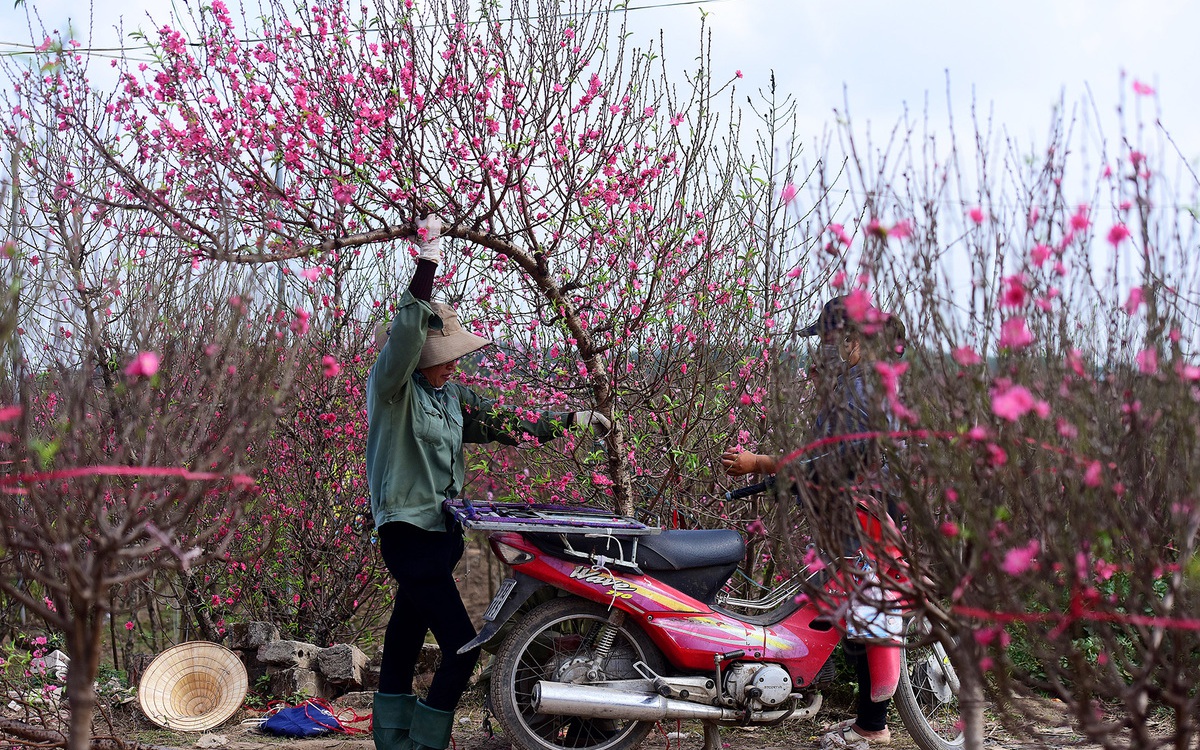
[368,215,609,750]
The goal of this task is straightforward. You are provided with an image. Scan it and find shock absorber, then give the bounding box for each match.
[588,610,626,679]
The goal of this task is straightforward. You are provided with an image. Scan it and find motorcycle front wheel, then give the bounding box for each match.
[894,615,965,750]
[490,597,666,750]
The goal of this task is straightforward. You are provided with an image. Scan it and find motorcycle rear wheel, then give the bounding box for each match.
[490,597,666,750]
[895,615,965,750]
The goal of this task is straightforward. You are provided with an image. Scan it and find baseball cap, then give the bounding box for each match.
[798,296,851,337]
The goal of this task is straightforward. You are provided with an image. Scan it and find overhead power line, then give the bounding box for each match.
[0,0,730,59]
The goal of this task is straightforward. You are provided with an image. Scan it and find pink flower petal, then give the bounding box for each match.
[991,383,1035,421]
[1001,540,1040,575]
[998,317,1034,349]
[1070,205,1091,231]
[888,219,913,240]
[1136,348,1158,374]
[843,288,873,323]
[1123,287,1144,315]
[124,351,160,378]
[1000,274,1027,309]
[953,346,982,366]
[1107,224,1131,246]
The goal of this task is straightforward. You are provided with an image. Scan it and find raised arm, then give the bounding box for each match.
[369,217,444,401]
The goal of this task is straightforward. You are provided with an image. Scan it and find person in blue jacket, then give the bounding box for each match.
[722,296,907,749]
[368,216,610,750]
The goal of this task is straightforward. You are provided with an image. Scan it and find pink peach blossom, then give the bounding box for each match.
[1001,540,1040,575]
[1030,243,1051,267]
[953,346,982,366]
[888,219,913,240]
[125,351,160,378]
[1136,348,1158,374]
[827,223,852,246]
[968,206,985,225]
[874,361,908,397]
[999,317,1034,349]
[987,443,1008,466]
[1123,287,1144,315]
[991,383,1036,421]
[1070,205,1091,231]
[1107,224,1131,246]
[290,308,311,335]
[331,183,357,205]
[1000,274,1027,308]
[843,288,872,323]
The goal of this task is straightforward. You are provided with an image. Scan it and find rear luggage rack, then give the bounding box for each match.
[444,498,660,572]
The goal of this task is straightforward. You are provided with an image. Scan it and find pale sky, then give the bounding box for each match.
[3,0,1197,163]
[631,0,1200,163]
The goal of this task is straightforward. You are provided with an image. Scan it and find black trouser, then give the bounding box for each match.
[377,520,481,712]
[844,640,890,731]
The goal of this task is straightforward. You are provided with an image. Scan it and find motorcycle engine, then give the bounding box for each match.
[722,663,793,709]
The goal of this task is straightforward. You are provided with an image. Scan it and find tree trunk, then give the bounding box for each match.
[951,638,987,750]
[65,613,103,750]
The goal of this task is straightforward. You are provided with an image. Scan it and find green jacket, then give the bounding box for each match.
[366,291,570,531]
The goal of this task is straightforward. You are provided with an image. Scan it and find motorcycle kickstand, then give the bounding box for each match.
[702,721,721,750]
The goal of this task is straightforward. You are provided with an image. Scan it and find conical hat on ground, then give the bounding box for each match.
[137,641,248,732]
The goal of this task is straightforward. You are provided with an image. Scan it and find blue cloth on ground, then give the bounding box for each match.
[259,702,343,737]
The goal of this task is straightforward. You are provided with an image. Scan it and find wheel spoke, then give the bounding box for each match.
[897,615,965,750]
[496,603,660,750]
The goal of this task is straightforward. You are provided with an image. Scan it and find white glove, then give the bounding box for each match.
[415,214,444,264]
[573,410,612,436]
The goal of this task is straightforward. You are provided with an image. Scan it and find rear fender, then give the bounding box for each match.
[457,572,549,654]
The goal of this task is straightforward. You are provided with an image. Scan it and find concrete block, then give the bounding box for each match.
[257,640,319,669]
[337,691,374,709]
[416,643,441,675]
[317,644,367,686]
[230,622,280,651]
[268,668,326,700]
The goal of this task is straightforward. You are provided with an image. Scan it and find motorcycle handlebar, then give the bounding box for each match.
[724,475,777,501]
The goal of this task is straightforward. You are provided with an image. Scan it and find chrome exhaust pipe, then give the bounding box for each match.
[532,681,820,723]
[533,681,726,721]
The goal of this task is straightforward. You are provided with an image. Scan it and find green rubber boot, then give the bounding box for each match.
[372,693,417,750]
[400,700,455,750]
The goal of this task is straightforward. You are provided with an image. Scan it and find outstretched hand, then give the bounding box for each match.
[721,447,767,476]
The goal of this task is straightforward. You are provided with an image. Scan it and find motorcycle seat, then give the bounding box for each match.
[637,529,746,571]
[526,528,745,605]
[526,528,745,571]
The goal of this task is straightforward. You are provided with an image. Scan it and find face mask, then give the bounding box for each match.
[818,342,841,367]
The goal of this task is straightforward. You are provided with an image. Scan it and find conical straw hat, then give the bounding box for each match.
[137,641,248,732]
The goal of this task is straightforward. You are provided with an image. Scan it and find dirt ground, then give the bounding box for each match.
[98,537,1092,750]
[114,686,1095,750]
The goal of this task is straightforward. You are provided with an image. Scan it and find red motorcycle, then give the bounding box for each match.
[448,486,962,750]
